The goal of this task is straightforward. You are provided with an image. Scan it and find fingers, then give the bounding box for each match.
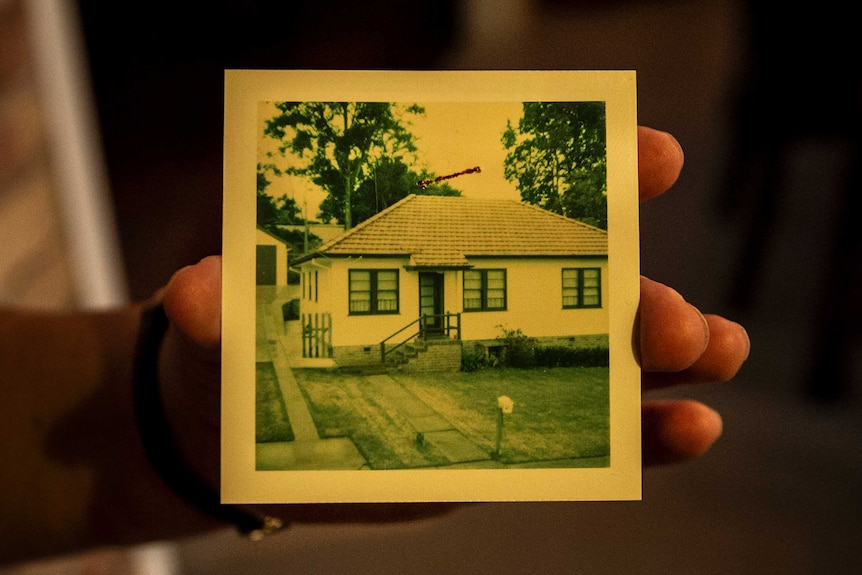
[643,314,750,389]
[636,276,709,373]
[161,256,222,351]
[642,400,723,466]
[636,128,745,465]
[637,277,749,390]
[638,126,684,202]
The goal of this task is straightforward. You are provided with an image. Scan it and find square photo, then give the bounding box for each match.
[223,70,641,503]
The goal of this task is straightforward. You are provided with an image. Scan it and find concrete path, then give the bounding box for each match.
[255,291,366,470]
[255,287,490,469]
[365,374,492,465]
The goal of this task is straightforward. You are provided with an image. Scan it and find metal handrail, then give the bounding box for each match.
[380,313,461,363]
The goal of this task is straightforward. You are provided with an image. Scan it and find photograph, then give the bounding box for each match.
[223,71,641,503]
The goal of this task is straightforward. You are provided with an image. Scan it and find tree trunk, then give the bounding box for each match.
[344,174,352,230]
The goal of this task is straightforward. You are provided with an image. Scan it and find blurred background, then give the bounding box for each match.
[1,0,859,573]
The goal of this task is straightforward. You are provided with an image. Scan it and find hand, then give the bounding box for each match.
[636,127,750,465]
[156,126,749,527]
[159,256,455,525]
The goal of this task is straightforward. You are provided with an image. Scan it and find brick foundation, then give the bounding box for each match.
[395,340,463,374]
[332,334,608,372]
[332,344,384,368]
[334,339,463,372]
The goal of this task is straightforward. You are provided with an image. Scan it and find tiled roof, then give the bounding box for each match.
[295,194,607,267]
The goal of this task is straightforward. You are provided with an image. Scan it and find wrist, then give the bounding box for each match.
[135,302,285,539]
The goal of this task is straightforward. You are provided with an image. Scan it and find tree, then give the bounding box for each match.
[502,102,607,229]
[257,162,304,226]
[264,102,424,229]
[345,156,461,224]
[257,162,316,254]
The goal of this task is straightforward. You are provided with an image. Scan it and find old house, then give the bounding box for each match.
[291,194,608,369]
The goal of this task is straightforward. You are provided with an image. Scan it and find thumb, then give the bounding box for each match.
[161,256,222,351]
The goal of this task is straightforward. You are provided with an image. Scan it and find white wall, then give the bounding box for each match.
[456,258,609,341]
[328,257,417,347]
[314,256,608,347]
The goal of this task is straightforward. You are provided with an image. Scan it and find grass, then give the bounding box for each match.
[398,368,609,464]
[256,362,295,442]
[292,366,609,468]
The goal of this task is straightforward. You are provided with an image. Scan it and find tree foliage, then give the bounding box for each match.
[257,162,316,253]
[502,102,607,229]
[264,102,433,229]
[345,156,461,224]
[257,162,303,227]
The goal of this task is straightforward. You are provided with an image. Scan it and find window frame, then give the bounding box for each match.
[348,269,400,315]
[562,267,602,309]
[463,268,507,312]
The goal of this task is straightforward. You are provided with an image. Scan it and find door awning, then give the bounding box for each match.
[405,251,472,270]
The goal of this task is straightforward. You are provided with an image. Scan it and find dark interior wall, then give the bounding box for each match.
[75,0,457,300]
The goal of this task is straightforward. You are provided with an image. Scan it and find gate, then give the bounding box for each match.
[301,313,332,358]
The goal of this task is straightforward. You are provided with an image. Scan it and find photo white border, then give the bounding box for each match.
[223,70,641,503]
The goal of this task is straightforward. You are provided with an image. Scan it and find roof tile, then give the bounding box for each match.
[297,195,607,266]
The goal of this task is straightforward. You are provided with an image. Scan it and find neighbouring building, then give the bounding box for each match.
[256,226,290,286]
[291,194,609,370]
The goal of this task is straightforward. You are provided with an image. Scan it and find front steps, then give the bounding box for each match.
[385,338,462,372]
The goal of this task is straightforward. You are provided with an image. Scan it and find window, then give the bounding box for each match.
[302,271,318,302]
[463,269,506,311]
[349,269,399,314]
[562,267,601,308]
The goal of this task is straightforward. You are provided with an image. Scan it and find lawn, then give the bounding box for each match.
[397,368,609,465]
[292,366,609,468]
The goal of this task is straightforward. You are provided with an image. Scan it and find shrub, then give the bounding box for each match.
[460,348,489,372]
[533,345,609,368]
[496,325,537,368]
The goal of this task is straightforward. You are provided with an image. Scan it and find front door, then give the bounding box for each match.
[419,272,444,336]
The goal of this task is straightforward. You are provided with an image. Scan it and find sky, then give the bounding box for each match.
[257,101,524,221]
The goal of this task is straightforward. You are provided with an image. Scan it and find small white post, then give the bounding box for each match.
[495,395,514,458]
